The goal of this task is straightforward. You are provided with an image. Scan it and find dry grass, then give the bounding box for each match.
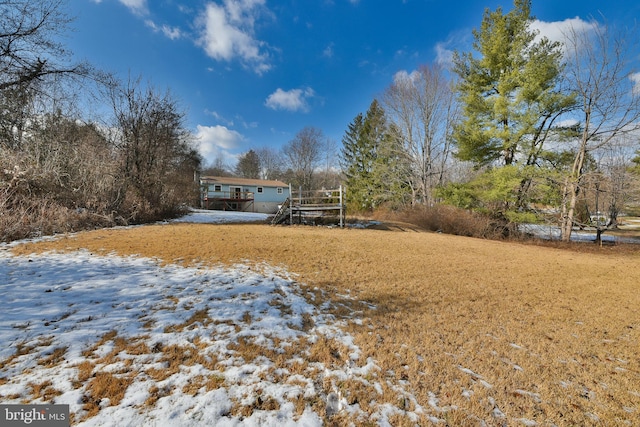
[29,380,62,401]
[75,361,95,385]
[37,347,67,368]
[164,308,212,333]
[182,374,226,396]
[10,222,640,425]
[230,392,281,418]
[1,337,55,373]
[150,342,218,381]
[81,372,134,419]
[144,385,172,407]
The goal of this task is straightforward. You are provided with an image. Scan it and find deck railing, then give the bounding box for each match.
[288,185,345,227]
[204,191,254,200]
[292,188,342,207]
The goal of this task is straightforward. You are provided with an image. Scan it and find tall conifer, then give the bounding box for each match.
[452,0,573,167]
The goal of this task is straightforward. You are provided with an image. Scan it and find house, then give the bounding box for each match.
[199,176,289,214]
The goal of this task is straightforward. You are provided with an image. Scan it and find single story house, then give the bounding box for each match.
[199,176,290,214]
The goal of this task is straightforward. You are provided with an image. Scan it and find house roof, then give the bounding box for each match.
[200,176,288,188]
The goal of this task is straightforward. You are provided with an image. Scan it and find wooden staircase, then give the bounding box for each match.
[271,198,291,225]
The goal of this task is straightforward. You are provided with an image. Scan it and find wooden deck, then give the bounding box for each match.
[202,191,255,211]
[272,186,345,227]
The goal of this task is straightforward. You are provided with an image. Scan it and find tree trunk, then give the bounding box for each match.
[561,178,578,242]
[561,124,589,242]
[595,227,604,245]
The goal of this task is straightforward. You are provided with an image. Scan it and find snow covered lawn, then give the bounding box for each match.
[0,211,417,426]
[169,209,270,225]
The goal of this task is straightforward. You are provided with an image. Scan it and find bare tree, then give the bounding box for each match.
[202,156,232,177]
[317,137,339,189]
[32,113,120,209]
[0,0,89,91]
[0,0,93,150]
[382,64,458,206]
[107,76,199,220]
[255,147,283,180]
[559,21,640,241]
[576,137,637,243]
[282,126,324,191]
[0,84,36,149]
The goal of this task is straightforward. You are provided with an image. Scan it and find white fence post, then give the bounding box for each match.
[339,185,344,228]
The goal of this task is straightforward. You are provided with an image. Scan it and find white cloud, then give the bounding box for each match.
[237,116,259,129]
[161,24,183,40]
[556,118,580,129]
[195,124,244,164]
[265,87,315,112]
[145,20,183,40]
[118,0,148,15]
[435,42,454,67]
[393,70,420,85]
[205,110,234,127]
[631,73,640,95]
[433,28,470,68]
[323,43,334,58]
[196,1,271,74]
[530,17,600,53]
[204,110,259,130]
[224,0,266,23]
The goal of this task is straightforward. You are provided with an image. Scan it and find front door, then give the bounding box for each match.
[230,186,242,199]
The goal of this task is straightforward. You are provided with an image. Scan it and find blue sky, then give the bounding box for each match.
[66,0,639,167]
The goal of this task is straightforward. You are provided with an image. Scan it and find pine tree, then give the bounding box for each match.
[452,0,573,167]
[448,0,575,219]
[235,149,261,179]
[340,100,409,212]
[341,112,372,211]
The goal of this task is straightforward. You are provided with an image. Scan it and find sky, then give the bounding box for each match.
[65,0,640,168]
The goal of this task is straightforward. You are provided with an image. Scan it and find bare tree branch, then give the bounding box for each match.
[560,20,640,241]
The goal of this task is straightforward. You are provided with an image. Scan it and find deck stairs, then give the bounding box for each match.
[271,197,291,225]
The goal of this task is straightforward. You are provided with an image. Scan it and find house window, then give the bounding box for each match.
[214,185,221,192]
[257,187,263,193]
[277,187,283,194]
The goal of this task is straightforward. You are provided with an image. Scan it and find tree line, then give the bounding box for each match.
[340,0,640,243]
[0,0,344,242]
[0,0,200,241]
[2,0,640,244]
[208,126,341,192]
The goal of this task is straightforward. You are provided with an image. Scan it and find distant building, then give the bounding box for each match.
[199,176,289,214]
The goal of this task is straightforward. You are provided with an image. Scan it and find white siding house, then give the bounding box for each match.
[199,176,289,214]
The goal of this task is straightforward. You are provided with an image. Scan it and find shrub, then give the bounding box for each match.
[372,204,518,240]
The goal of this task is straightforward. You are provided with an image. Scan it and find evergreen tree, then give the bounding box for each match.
[235,149,261,179]
[370,122,411,209]
[340,100,409,212]
[631,150,640,176]
[452,0,573,168]
[340,112,371,210]
[447,0,575,220]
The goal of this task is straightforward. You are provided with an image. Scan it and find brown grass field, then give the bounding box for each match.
[9,221,640,426]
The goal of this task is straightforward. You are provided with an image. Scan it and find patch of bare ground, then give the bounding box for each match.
[11,222,640,425]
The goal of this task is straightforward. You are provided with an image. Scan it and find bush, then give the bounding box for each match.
[0,172,193,243]
[0,195,117,242]
[0,113,197,242]
[372,204,519,240]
